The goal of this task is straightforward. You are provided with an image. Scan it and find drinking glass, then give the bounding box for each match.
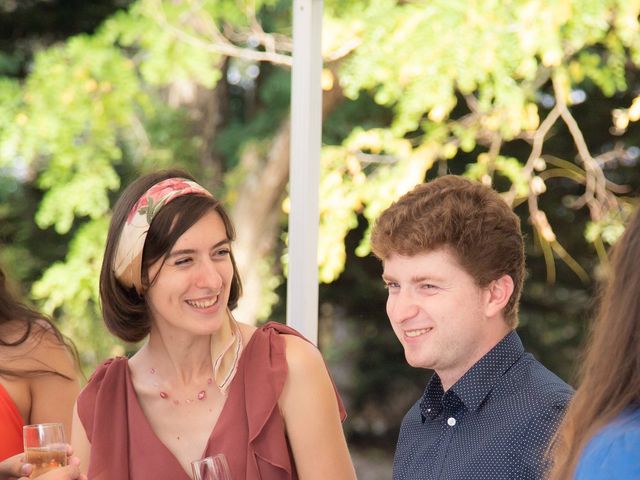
[23,423,67,478]
[191,454,232,480]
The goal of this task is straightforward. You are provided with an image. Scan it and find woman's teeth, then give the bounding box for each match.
[187,297,217,309]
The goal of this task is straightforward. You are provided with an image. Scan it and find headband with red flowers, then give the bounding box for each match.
[113,177,213,293]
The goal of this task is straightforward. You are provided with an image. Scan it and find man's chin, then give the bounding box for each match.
[404,351,435,370]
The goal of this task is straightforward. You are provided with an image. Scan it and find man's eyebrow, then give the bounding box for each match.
[410,275,445,283]
[381,274,445,283]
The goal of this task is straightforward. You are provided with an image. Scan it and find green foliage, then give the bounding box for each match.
[1,1,640,446]
[0,36,141,233]
[215,68,291,170]
[31,218,119,367]
[339,0,639,138]
[101,5,222,88]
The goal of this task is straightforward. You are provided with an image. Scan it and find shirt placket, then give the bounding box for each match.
[434,392,464,479]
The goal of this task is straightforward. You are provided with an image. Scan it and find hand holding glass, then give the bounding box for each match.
[191,454,232,480]
[23,423,67,478]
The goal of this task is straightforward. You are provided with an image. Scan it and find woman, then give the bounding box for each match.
[0,268,80,461]
[549,207,640,479]
[72,170,356,479]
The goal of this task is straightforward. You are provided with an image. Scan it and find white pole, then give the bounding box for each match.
[287,0,323,345]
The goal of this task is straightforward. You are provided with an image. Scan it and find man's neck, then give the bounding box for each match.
[438,327,513,391]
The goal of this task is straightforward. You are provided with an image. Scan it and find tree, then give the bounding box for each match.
[0,0,639,443]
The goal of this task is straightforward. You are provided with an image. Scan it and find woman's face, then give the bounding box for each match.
[145,210,234,337]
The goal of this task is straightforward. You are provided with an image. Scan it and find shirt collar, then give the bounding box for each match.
[419,330,524,420]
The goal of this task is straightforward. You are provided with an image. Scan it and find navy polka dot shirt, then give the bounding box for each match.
[393,331,573,480]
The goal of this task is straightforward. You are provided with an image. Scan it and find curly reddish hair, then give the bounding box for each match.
[370,175,525,326]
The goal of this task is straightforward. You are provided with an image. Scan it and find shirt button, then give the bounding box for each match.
[447,417,456,426]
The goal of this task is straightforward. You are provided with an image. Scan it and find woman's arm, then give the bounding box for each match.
[70,403,91,476]
[28,327,81,436]
[279,335,356,480]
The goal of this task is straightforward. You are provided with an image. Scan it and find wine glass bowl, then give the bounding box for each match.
[23,423,67,478]
[191,454,232,480]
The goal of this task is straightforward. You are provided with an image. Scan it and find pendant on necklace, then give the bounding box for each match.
[150,368,212,404]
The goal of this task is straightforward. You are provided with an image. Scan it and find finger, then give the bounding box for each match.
[18,462,82,480]
[0,453,27,476]
[19,462,33,477]
[59,462,82,478]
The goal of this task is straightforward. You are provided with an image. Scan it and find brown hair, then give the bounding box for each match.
[0,267,78,379]
[548,206,640,479]
[370,175,525,326]
[100,169,243,343]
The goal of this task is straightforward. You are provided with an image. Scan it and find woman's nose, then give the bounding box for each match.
[194,259,223,290]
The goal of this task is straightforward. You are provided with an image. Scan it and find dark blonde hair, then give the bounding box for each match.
[548,206,640,479]
[100,169,243,343]
[370,175,525,326]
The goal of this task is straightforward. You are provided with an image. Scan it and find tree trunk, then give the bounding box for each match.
[231,71,345,324]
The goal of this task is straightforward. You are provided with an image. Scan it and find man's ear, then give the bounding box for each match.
[484,274,514,318]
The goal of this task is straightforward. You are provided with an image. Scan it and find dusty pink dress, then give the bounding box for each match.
[77,322,346,479]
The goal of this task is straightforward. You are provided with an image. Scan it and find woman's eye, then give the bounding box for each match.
[174,257,192,266]
[214,248,231,257]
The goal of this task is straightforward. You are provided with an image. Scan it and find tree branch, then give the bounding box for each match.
[149,1,293,67]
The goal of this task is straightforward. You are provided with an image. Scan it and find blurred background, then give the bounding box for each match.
[1,1,640,477]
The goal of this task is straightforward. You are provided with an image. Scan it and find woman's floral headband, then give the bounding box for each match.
[113,177,213,294]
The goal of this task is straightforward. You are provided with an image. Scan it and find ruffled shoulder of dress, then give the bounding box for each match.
[77,357,128,441]
[254,321,346,420]
[243,321,346,479]
[242,322,291,478]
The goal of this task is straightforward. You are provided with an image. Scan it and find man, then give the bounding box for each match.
[371,175,572,480]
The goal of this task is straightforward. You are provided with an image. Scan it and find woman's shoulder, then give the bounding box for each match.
[77,357,128,419]
[575,410,640,478]
[0,319,77,379]
[588,409,640,446]
[253,322,321,364]
[83,357,128,388]
[254,321,314,345]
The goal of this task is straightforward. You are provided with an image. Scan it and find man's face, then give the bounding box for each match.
[383,248,503,387]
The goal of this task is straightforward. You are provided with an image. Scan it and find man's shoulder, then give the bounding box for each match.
[501,352,573,408]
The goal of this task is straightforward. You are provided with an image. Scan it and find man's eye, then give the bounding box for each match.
[384,282,400,290]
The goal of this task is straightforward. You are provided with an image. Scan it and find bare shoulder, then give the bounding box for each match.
[2,319,77,379]
[281,334,326,376]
